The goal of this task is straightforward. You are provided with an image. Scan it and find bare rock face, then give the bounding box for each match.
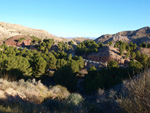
[95,35,130,44]
[87,46,130,65]
[5,35,31,47]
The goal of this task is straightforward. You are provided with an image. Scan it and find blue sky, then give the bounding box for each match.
[0,0,150,38]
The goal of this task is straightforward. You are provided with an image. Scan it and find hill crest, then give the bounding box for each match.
[0,22,89,44]
[95,26,150,44]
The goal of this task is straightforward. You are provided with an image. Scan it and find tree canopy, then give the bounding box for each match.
[75,40,102,55]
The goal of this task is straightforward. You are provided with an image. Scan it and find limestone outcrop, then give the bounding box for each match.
[87,46,130,65]
[5,35,31,47]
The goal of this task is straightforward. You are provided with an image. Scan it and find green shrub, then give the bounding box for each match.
[139,42,147,48]
[67,60,79,73]
[54,66,77,92]
[107,41,112,46]
[32,56,47,77]
[75,40,100,55]
[18,37,26,42]
[30,36,42,43]
[108,60,119,68]
[66,93,84,106]
[129,60,143,70]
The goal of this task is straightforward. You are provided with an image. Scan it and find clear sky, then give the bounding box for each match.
[0,0,150,38]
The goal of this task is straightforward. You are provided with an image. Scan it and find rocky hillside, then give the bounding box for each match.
[0,22,89,44]
[87,46,130,65]
[71,37,90,44]
[95,27,150,45]
[4,35,32,47]
[0,22,62,41]
[136,47,150,57]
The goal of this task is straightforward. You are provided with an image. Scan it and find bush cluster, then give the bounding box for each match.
[75,40,103,55]
[0,44,84,80]
[139,42,150,48]
[0,78,85,113]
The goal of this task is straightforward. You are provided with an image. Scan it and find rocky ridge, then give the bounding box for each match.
[0,22,89,44]
[0,22,60,41]
[95,27,150,45]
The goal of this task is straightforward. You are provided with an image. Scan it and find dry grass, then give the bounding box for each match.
[1,69,150,113]
[0,78,86,113]
[119,69,150,113]
[0,78,70,104]
[95,69,150,113]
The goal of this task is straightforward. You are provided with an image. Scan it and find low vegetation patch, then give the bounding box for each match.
[0,78,86,113]
[18,37,26,42]
[94,69,150,113]
[0,78,70,103]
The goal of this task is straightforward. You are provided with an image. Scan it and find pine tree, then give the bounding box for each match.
[54,66,77,91]
[33,56,47,77]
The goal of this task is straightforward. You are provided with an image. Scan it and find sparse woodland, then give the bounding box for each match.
[0,36,150,113]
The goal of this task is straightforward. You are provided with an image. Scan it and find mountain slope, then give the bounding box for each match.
[95,27,150,45]
[0,22,64,41]
[0,22,90,44]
